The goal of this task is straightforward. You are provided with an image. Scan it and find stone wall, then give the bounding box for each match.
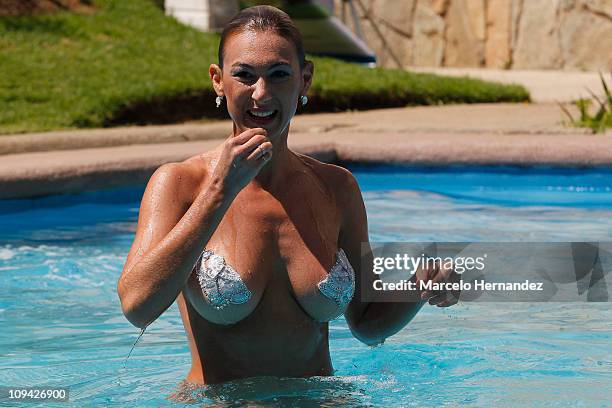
[332,0,612,70]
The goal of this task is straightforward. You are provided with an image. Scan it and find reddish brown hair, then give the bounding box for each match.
[218,5,306,70]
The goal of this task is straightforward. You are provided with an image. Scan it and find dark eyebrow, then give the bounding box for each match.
[231,62,292,70]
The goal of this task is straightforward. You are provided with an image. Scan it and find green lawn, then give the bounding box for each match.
[0,0,530,134]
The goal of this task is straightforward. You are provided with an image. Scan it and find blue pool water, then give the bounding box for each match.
[0,166,611,407]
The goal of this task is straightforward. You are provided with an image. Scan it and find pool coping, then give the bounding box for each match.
[1,103,611,199]
[2,131,612,200]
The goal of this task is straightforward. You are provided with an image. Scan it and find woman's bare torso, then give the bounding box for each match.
[174,151,351,384]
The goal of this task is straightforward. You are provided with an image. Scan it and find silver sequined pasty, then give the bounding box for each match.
[317,249,355,310]
[196,250,252,310]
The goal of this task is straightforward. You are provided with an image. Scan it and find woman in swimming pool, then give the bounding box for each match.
[117,5,458,385]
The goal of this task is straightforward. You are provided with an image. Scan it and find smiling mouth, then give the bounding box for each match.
[247,109,278,121]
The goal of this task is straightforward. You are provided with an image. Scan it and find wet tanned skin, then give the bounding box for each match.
[173,30,355,384]
[118,26,458,387]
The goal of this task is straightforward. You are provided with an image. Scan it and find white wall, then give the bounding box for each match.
[165,0,210,31]
[165,0,239,32]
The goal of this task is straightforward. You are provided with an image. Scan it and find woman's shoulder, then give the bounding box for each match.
[294,153,361,198]
[147,151,214,205]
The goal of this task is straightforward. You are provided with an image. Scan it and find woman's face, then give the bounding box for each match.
[211,29,313,139]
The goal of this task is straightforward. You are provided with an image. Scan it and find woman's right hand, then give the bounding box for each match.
[211,128,273,195]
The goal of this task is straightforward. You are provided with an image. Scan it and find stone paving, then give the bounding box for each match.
[1,102,611,199]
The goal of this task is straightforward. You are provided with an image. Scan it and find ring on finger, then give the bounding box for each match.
[258,145,267,159]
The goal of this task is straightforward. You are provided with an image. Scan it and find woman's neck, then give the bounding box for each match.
[231,123,292,191]
[254,136,290,190]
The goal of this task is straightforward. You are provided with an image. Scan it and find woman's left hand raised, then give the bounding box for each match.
[414,260,461,307]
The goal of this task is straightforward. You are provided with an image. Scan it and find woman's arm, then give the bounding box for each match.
[339,171,426,346]
[117,129,273,329]
[340,172,460,346]
[117,163,235,329]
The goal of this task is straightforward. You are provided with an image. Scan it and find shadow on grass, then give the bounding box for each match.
[101,89,433,127]
[97,89,229,127]
[0,16,75,34]
[102,88,528,127]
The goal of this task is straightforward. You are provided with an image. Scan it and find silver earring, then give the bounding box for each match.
[300,95,308,106]
[215,95,224,108]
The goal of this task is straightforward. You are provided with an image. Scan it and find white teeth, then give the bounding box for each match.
[249,110,275,118]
